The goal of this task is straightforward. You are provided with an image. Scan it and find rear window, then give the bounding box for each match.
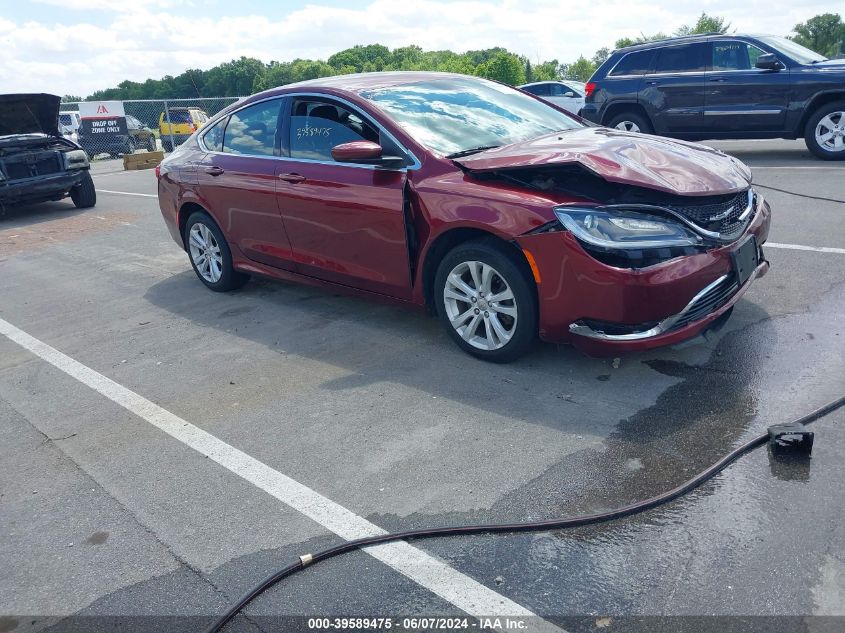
[166,110,194,123]
[608,50,655,76]
[523,84,550,96]
[59,114,72,126]
[653,43,708,74]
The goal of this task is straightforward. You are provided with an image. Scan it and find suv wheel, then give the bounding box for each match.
[124,138,136,155]
[607,111,653,134]
[148,136,157,152]
[805,101,845,160]
[70,171,96,208]
[434,239,537,363]
[184,211,249,292]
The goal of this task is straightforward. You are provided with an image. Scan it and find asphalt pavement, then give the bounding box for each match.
[0,139,843,633]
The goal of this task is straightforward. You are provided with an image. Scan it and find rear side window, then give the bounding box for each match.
[653,43,708,74]
[288,99,379,162]
[609,50,655,76]
[223,99,282,156]
[524,84,551,96]
[202,118,226,152]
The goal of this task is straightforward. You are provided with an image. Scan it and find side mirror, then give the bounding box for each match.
[755,53,783,71]
[331,141,405,167]
[563,91,576,98]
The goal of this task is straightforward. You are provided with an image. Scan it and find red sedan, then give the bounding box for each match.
[156,72,770,362]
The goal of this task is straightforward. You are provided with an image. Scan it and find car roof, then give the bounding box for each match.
[614,32,764,53]
[249,71,486,102]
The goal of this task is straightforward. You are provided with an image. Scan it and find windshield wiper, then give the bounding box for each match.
[446,145,501,159]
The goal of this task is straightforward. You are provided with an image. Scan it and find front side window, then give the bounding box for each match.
[202,117,226,152]
[288,99,379,162]
[360,76,581,157]
[223,99,281,156]
[712,41,767,71]
[653,43,708,74]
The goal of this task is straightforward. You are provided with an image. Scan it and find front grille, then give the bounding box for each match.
[669,275,739,331]
[665,191,752,241]
[1,151,62,181]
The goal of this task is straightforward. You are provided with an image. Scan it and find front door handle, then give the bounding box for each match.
[205,166,225,176]
[279,173,306,184]
[709,77,727,82]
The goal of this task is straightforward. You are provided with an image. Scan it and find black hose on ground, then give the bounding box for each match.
[205,395,845,633]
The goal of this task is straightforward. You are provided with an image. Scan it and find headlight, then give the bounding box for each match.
[63,149,89,170]
[554,207,702,249]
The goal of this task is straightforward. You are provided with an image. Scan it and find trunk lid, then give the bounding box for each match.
[454,127,751,196]
[0,93,61,137]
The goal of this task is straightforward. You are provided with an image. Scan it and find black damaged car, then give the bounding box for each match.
[0,93,96,211]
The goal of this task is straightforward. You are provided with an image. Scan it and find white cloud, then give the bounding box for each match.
[0,0,834,97]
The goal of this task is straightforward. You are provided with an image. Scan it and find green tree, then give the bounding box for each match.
[791,13,845,57]
[676,13,731,36]
[525,59,533,83]
[592,47,610,66]
[533,60,560,81]
[476,52,526,85]
[562,56,596,82]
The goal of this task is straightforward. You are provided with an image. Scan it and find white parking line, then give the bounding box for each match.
[766,242,845,255]
[96,189,157,198]
[0,317,562,633]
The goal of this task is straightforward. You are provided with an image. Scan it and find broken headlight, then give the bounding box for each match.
[63,149,89,170]
[554,207,703,250]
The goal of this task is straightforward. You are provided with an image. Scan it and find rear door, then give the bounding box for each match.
[704,40,789,132]
[548,83,584,114]
[194,98,295,270]
[273,96,413,299]
[640,42,708,135]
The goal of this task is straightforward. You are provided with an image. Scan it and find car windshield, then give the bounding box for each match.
[757,35,828,64]
[360,76,582,157]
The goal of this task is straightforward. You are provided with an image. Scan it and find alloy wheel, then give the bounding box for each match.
[614,120,640,132]
[815,111,845,152]
[443,260,518,351]
[188,222,223,283]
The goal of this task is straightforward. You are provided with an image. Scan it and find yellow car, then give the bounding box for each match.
[159,107,209,151]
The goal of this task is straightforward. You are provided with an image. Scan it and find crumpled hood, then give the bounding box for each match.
[454,127,752,196]
[0,93,61,137]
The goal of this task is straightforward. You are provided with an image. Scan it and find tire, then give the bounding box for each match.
[434,239,537,363]
[184,211,249,292]
[804,101,845,161]
[607,111,653,134]
[124,138,136,155]
[148,136,157,152]
[70,171,96,208]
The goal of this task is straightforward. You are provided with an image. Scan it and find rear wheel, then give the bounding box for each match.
[70,171,96,208]
[607,111,653,134]
[184,211,249,292]
[124,137,136,155]
[147,136,157,152]
[434,239,537,362]
[804,101,845,160]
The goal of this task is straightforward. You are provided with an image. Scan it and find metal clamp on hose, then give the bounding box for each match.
[768,423,814,454]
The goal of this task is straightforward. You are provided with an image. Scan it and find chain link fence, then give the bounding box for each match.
[59,97,242,160]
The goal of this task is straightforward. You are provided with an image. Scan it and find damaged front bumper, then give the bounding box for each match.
[516,193,772,355]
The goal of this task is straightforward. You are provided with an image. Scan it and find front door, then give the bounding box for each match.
[704,40,789,132]
[274,97,412,299]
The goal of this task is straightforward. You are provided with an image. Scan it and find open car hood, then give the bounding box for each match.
[454,127,752,196]
[0,93,61,137]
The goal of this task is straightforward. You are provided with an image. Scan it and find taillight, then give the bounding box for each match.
[585,82,596,98]
[154,165,161,179]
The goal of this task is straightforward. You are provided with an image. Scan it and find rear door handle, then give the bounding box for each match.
[278,173,306,183]
[709,77,727,82]
[205,166,224,176]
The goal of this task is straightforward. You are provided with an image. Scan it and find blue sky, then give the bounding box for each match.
[0,0,834,97]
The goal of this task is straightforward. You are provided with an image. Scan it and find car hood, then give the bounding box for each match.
[0,93,61,137]
[454,127,752,196]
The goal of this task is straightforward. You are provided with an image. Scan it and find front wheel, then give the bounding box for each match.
[607,111,653,134]
[804,101,845,160]
[184,212,249,292]
[70,171,96,208]
[435,240,537,362]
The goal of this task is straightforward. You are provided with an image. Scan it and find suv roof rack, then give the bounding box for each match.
[615,32,723,52]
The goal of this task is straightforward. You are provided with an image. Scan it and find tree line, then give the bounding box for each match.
[66,12,843,103]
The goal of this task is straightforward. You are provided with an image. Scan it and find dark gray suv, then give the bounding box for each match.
[580,33,845,160]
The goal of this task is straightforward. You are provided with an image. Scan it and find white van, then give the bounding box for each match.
[59,111,81,142]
